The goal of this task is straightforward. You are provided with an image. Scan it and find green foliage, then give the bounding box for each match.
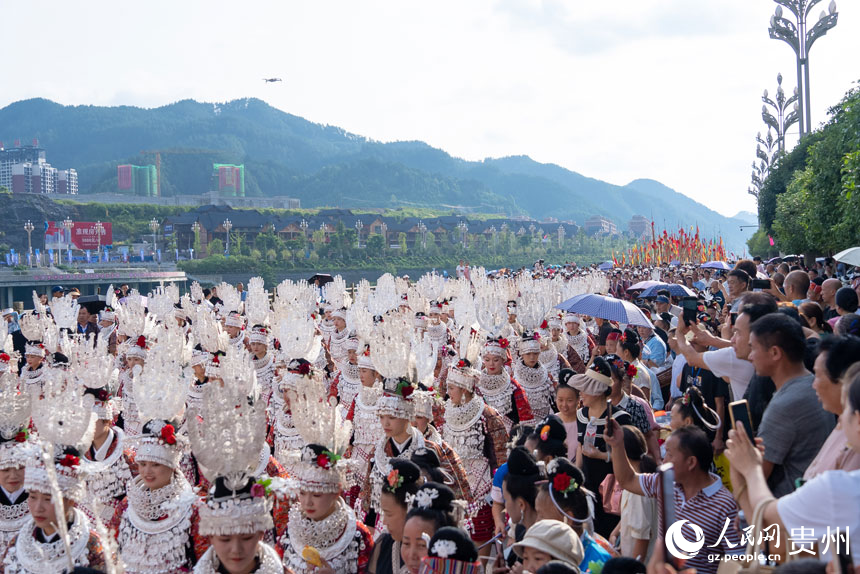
[768,82,860,254]
[207,238,224,257]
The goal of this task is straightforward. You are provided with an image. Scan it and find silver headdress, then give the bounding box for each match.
[0,370,34,469]
[446,330,481,393]
[115,290,148,339]
[188,375,274,536]
[132,322,190,469]
[28,367,96,502]
[288,371,354,493]
[244,276,270,327]
[216,281,242,316]
[148,283,180,324]
[50,294,80,332]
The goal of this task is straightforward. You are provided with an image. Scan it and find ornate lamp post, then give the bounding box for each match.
[94,220,105,263]
[62,218,74,265]
[558,225,565,249]
[149,218,160,259]
[457,221,468,248]
[768,0,839,136]
[223,219,233,255]
[191,221,201,259]
[380,222,388,249]
[355,220,363,248]
[300,218,308,239]
[24,220,34,266]
[762,73,800,152]
[417,220,427,250]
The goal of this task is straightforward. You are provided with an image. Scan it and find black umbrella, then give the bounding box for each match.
[308,273,334,286]
[77,294,107,315]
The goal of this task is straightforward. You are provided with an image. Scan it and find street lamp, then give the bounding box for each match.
[223,219,233,255]
[191,221,201,260]
[300,218,308,239]
[149,218,160,259]
[94,220,104,263]
[62,218,74,265]
[768,0,839,136]
[558,225,565,249]
[457,221,468,248]
[24,220,34,266]
[762,73,800,152]
[417,220,427,250]
[380,222,388,249]
[355,220,363,248]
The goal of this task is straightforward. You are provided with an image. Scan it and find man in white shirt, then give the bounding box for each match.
[674,292,777,400]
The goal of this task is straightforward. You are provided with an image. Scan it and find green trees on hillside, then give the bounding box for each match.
[751,83,860,256]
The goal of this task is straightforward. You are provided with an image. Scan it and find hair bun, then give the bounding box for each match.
[507,446,541,477]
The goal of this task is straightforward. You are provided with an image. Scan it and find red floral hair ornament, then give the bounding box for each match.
[626,364,638,378]
[0,353,9,362]
[385,469,405,492]
[540,320,548,330]
[498,338,510,349]
[315,450,342,470]
[136,335,147,348]
[14,428,29,443]
[96,389,110,402]
[552,472,578,495]
[457,359,466,369]
[59,454,80,468]
[160,424,177,445]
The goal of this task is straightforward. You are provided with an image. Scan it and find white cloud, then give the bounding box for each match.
[1,0,857,218]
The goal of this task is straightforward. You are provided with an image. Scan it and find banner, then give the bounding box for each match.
[45,221,113,251]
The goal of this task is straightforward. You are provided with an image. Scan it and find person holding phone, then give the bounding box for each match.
[606,422,742,574]
[725,370,860,570]
[570,357,633,538]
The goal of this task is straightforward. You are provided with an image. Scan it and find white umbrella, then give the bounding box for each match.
[834,247,860,267]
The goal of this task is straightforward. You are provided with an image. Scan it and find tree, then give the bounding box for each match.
[208,238,224,257]
[398,232,408,254]
[367,234,384,257]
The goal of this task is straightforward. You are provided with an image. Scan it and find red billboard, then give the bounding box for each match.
[45,221,113,250]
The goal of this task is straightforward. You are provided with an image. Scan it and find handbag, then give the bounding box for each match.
[599,473,623,515]
[716,497,785,574]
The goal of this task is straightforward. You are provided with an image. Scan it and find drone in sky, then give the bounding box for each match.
[262,78,283,83]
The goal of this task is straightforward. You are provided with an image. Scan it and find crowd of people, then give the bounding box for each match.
[0,258,857,574]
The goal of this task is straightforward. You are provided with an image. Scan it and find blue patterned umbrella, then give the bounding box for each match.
[700,261,731,270]
[639,283,696,298]
[555,293,653,328]
[598,261,614,271]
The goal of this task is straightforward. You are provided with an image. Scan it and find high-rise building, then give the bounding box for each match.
[584,215,618,236]
[0,141,77,194]
[117,164,158,196]
[212,164,245,197]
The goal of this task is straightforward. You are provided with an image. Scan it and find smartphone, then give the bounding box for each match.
[730,312,738,326]
[605,399,614,437]
[729,399,755,442]
[658,463,682,571]
[835,546,853,574]
[681,297,698,326]
[751,278,771,291]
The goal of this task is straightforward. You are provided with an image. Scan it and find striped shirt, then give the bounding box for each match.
[639,472,741,574]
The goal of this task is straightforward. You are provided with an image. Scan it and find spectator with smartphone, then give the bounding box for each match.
[748,313,835,496]
[804,336,860,480]
[607,423,742,574]
[725,370,860,569]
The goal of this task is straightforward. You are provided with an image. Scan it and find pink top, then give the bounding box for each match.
[563,420,579,460]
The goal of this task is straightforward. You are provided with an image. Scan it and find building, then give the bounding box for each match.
[584,215,617,236]
[0,141,77,194]
[213,164,245,197]
[628,215,650,238]
[117,164,158,197]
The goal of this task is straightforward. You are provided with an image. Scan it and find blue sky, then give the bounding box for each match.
[2,0,858,217]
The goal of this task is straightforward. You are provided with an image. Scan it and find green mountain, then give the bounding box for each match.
[0,97,754,251]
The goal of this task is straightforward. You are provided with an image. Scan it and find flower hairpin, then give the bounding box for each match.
[160,424,177,445]
[540,425,551,441]
[432,539,457,559]
[385,469,404,492]
[552,472,578,495]
[395,378,415,399]
[626,364,638,378]
[414,488,439,508]
[540,320,548,329]
[59,454,80,468]
[497,338,510,349]
[136,335,147,348]
[14,428,29,443]
[315,450,341,470]
[0,352,10,362]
